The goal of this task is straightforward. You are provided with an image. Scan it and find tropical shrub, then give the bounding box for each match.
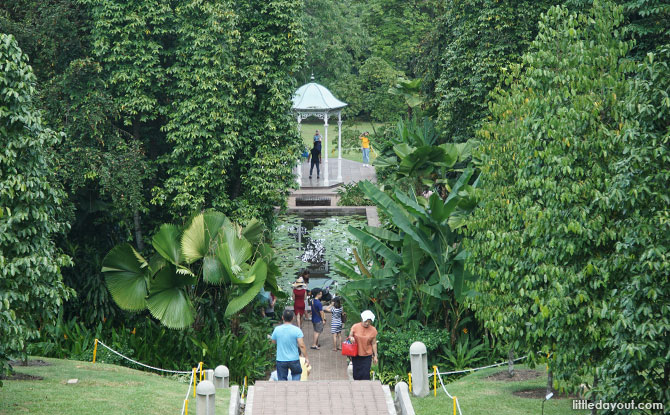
[30,315,275,383]
[336,183,369,206]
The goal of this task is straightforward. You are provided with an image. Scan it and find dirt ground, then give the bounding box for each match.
[485,369,541,382]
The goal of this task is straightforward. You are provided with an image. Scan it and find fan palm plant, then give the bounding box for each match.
[101,211,279,329]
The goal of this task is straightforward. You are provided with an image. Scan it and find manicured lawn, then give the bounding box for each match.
[411,365,587,415]
[299,120,384,164]
[0,358,230,415]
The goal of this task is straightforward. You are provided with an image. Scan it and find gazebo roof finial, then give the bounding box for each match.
[310,73,315,81]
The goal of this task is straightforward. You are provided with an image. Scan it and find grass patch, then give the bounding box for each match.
[410,365,587,415]
[299,120,384,163]
[0,357,230,415]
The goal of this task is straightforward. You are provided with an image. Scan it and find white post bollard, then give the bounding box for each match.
[409,342,429,397]
[196,380,216,415]
[214,365,229,389]
[204,369,214,382]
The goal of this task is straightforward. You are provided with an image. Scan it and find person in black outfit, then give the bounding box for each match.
[308,142,321,179]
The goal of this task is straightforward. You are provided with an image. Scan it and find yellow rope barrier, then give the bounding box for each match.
[408,373,412,393]
[433,366,437,397]
[184,399,188,415]
[92,338,98,363]
[453,397,457,415]
[199,362,203,382]
[242,376,248,398]
[192,368,197,398]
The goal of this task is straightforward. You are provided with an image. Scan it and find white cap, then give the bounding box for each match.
[361,310,375,323]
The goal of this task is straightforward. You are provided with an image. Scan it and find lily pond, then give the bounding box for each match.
[273,214,367,293]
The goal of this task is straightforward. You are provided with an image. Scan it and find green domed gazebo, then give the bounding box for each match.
[292,76,347,186]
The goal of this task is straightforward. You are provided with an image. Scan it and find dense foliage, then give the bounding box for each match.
[0,34,72,374]
[466,1,669,406]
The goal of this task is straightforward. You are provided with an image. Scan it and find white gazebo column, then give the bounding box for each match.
[337,111,342,182]
[296,115,302,186]
[323,113,329,186]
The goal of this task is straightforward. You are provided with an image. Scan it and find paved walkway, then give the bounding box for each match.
[298,158,376,188]
[297,317,349,381]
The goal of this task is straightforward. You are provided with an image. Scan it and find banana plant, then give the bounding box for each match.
[337,177,479,327]
[101,211,279,329]
[374,117,479,194]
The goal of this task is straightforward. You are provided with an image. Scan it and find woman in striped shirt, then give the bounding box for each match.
[324,297,344,351]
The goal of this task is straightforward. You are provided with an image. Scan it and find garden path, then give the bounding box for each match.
[297,317,349,381]
[298,158,376,188]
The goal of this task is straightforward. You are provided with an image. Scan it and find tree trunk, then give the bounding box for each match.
[508,348,515,377]
[134,209,144,251]
[131,117,144,251]
[547,369,553,396]
[591,373,598,415]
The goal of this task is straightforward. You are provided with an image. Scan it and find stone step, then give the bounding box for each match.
[245,380,396,415]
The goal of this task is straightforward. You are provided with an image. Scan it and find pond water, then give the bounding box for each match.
[273,214,367,293]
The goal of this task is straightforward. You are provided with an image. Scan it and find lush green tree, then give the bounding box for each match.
[0,0,88,83]
[356,56,405,122]
[300,0,369,84]
[623,0,670,57]
[361,0,443,74]
[153,0,305,222]
[81,0,173,249]
[0,34,73,372]
[466,1,668,404]
[427,0,556,143]
[596,45,670,409]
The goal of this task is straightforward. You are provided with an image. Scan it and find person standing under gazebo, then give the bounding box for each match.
[308,141,321,179]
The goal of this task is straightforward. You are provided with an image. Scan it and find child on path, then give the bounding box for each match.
[324,297,344,351]
[309,288,325,349]
[299,351,311,381]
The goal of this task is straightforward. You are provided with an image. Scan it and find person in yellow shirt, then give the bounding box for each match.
[359,132,371,167]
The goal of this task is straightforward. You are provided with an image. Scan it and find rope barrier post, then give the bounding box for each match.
[199,362,204,382]
[184,399,188,415]
[242,376,247,398]
[92,338,99,363]
[192,368,197,398]
[408,373,412,393]
[433,366,437,397]
[453,397,457,415]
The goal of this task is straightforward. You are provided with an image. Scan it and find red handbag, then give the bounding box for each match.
[341,339,358,357]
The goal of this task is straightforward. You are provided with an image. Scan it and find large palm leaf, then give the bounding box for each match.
[152,224,183,265]
[182,213,207,263]
[102,243,148,311]
[224,259,267,317]
[217,223,253,283]
[146,265,196,329]
[348,225,402,265]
